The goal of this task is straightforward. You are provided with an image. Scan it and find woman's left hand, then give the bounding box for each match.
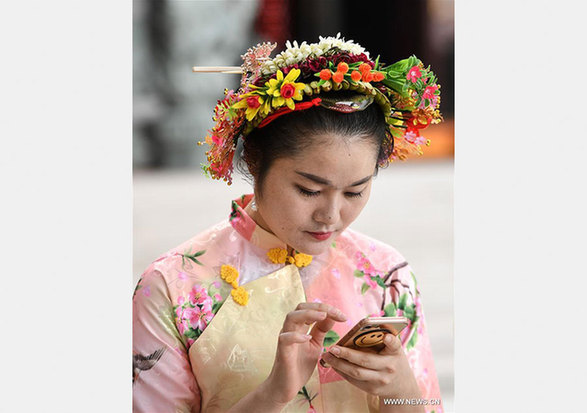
[320,333,422,399]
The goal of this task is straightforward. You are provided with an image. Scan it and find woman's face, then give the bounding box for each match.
[251,134,378,256]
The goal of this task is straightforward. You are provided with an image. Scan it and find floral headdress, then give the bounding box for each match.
[197,34,442,185]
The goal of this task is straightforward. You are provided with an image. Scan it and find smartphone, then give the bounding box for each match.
[320,316,409,367]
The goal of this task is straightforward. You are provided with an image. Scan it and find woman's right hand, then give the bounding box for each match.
[261,302,347,406]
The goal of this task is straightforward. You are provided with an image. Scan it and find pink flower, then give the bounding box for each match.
[185,306,213,331]
[212,281,221,289]
[211,135,224,146]
[188,285,210,306]
[404,131,426,145]
[407,65,422,82]
[177,319,188,335]
[355,252,378,276]
[177,295,185,305]
[187,338,195,347]
[214,293,222,302]
[371,310,385,317]
[423,85,439,100]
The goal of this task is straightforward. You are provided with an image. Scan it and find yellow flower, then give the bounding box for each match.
[220,264,239,286]
[231,286,249,306]
[267,248,288,264]
[293,253,313,268]
[265,69,306,110]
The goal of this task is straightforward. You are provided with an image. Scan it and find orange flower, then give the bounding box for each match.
[332,71,344,83]
[359,63,371,74]
[319,69,332,80]
[372,72,385,82]
[350,70,362,82]
[363,71,374,82]
[337,62,349,74]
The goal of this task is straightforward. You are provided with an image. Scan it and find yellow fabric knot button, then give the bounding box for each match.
[293,252,312,268]
[267,248,288,264]
[220,264,239,288]
[231,286,249,306]
[267,248,312,268]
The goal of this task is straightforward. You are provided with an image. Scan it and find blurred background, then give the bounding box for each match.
[133,0,454,410]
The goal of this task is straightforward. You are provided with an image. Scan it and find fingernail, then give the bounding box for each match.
[304,334,312,339]
[330,346,340,356]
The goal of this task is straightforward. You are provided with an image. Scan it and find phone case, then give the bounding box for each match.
[320,316,408,367]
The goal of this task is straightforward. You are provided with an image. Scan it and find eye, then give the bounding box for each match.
[298,186,320,197]
[344,191,363,198]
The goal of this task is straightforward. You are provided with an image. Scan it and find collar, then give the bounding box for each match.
[229,194,288,251]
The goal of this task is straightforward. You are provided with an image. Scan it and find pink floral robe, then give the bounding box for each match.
[133,194,443,412]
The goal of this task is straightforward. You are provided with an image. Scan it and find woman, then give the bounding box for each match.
[133,35,443,412]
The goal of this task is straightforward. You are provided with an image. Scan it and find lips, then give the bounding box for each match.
[306,231,333,241]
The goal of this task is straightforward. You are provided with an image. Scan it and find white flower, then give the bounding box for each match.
[258,33,369,75]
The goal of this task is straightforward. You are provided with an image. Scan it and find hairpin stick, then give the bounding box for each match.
[192,66,242,74]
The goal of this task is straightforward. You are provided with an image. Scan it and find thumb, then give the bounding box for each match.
[379,333,403,355]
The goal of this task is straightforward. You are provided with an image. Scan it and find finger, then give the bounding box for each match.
[278,331,313,346]
[320,352,380,382]
[379,334,403,356]
[295,302,347,322]
[282,309,328,333]
[326,345,384,371]
[308,315,337,344]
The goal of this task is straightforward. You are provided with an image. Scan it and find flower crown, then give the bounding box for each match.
[198,34,442,185]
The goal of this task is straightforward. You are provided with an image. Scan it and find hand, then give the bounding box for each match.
[263,302,347,406]
[320,333,422,399]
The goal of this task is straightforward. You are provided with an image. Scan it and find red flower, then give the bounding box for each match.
[319,69,332,80]
[246,96,260,108]
[280,83,296,99]
[407,65,422,82]
[350,70,362,82]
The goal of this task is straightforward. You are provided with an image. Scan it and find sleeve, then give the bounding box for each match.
[133,264,201,413]
[383,265,444,413]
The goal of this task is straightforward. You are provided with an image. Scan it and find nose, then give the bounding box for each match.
[313,195,340,227]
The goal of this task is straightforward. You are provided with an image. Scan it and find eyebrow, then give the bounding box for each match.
[295,171,373,188]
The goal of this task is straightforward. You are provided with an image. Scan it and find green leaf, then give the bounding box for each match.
[398,293,408,310]
[323,330,340,347]
[403,305,415,322]
[361,283,370,295]
[317,79,326,87]
[194,250,206,257]
[383,303,397,317]
[373,275,386,288]
[353,270,364,278]
[374,55,381,70]
[406,328,419,350]
[331,241,337,248]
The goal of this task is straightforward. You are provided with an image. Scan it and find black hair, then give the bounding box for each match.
[236,92,393,193]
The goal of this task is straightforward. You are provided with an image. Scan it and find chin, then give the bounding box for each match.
[292,238,333,256]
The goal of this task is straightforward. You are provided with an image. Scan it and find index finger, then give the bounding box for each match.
[295,302,347,322]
